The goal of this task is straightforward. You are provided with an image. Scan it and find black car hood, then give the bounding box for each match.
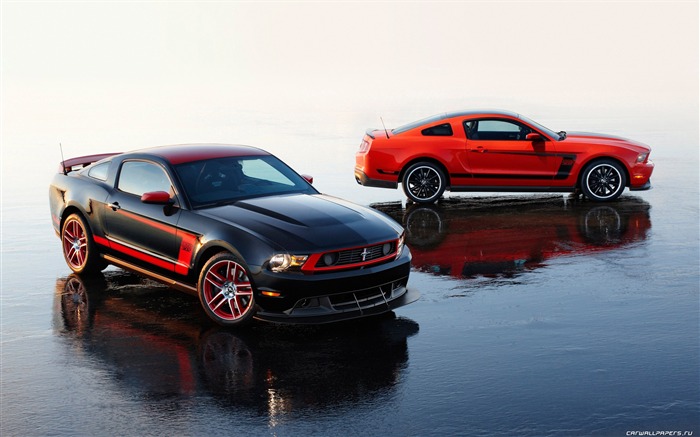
[197,194,403,252]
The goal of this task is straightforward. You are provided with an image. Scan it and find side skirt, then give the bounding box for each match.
[449,185,576,193]
[103,254,198,296]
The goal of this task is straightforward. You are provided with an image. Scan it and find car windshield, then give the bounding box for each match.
[174,155,316,208]
[518,114,562,140]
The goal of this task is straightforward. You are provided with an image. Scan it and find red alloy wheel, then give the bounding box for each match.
[200,255,255,324]
[60,275,91,331]
[62,216,89,272]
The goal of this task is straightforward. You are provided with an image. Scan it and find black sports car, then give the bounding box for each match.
[49,144,417,326]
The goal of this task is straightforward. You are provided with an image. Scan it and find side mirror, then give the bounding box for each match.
[141,191,174,204]
[526,133,543,141]
[301,174,314,184]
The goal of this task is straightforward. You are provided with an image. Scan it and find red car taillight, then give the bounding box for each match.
[358,138,370,153]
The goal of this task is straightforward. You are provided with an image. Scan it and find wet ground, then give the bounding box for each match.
[2,120,699,436]
[2,185,699,436]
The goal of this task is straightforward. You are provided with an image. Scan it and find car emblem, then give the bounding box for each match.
[360,248,370,261]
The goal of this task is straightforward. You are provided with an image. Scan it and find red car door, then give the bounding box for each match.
[464,118,559,187]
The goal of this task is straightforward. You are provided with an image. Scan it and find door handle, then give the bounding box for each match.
[108,202,121,211]
[472,146,487,153]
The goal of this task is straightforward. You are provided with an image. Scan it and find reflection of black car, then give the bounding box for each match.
[372,195,651,279]
[49,144,418,326]
[54,273,419,410]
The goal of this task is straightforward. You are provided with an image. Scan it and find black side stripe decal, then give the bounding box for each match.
[449,154,578,180]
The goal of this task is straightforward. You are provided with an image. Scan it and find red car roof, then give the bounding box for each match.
[134,143,269,165]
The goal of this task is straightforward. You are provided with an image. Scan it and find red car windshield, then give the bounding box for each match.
[516,114,562,140]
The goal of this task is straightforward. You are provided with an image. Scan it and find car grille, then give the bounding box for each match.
[314,241,397,269]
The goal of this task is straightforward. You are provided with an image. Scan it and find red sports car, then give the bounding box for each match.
[355,110,654,203]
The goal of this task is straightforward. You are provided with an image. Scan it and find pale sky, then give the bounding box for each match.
[1,1,698,195]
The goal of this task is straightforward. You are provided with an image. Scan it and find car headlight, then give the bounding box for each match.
[636,153,649,163]
[269,254,308,272]
[395,233,405,259]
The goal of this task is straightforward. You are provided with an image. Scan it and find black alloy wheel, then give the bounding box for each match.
[402,162,446,204]
[581,159,626,202]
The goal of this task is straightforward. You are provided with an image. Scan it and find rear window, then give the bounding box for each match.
[393,113,448,135]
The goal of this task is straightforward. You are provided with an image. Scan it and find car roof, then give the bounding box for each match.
[443,109,521,119]
[392,109,522,134]
[128,143,270,165]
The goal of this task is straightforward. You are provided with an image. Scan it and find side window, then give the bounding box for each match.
[464,120,477,139]
[421,123,453,136]
[479,120,520,132]
[87,162,110,181]
[117,161,172,196]
[465,119,531,140]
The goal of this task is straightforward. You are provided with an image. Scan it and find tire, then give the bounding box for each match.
[198,329,254,391]
[580,206,624,245]
[198,252,256,327]
[402,162,446,204]
[580,159,626,202]
[404,205,446,249]
[61,213,105,274]
[59,274,106,332]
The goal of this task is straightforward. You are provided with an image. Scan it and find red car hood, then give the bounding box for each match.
[564,132,651,152]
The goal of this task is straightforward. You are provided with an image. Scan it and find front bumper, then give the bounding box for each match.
[252,248,416,323]
[629,180,652,191]
[629,160,654,190]
[255,285,419,324]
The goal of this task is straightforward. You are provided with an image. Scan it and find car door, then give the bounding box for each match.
[464,118,559,187]
[104,159,182,273]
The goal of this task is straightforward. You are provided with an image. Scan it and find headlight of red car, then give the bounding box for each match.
[636,153,649,163]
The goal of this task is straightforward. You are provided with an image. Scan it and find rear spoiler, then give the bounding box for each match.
[60,152,121,174]
[365,126,391,140]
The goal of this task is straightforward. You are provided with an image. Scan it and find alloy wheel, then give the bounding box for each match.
[62,217,88,271]
[202,259,254,322]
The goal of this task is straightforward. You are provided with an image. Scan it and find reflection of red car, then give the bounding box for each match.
[355,110,654,203]
[372,196,651,279]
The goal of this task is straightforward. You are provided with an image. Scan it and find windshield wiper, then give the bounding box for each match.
[194,199,239,209]
[557,131,567,141]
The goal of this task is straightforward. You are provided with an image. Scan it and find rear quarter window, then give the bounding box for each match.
[87,162,110,181]
[421,123,453,136]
